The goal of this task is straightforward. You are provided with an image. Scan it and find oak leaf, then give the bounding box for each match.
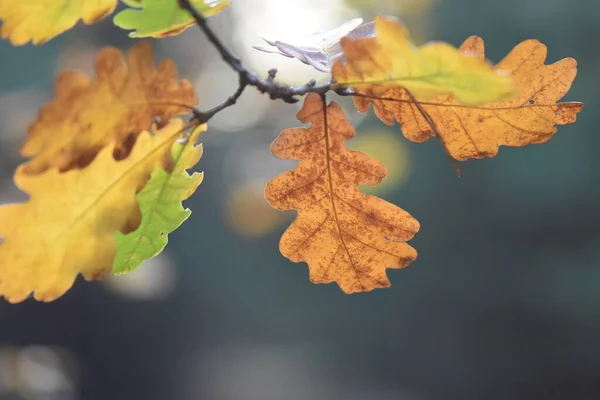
[350,36,584,161]
[113,124,205,275]
[113,0,230,38]
[0,120,187,303]
[0,0,117,45]
[332,15,516,106]
[19,42,197,175]
[265,93,419,294]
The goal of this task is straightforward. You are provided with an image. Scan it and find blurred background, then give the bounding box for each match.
[0,0,599,399]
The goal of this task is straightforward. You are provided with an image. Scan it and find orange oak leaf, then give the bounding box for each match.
[0,120,189,303]
[20,41,197,175]
[347,36,583,161]
[265,93,419,294]
[0,0,117,46]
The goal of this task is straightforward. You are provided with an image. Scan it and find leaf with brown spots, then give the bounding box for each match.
[20,41,197,175]
[347,35,583,161]
[265,93,419,294]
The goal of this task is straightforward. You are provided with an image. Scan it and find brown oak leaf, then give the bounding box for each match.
[265,93,419,294]
[347,36,583,161]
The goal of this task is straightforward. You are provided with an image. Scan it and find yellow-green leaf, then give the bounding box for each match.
[113,0,230,38]
[113,124,205,275]
[332,15,516,106]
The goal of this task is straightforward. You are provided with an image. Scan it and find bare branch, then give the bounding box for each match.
[192,75,248,124]
[178,0,344,124]
[178,0,244,73]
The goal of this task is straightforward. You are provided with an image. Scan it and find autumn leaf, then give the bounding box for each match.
[0,120,187,303]
[265,93,419,294]
[0,0,117,45]
[332,15,516,106]
[20,41,197,175]
[350,36,584,161]
[113,124,205,275]
[113,0,230,38]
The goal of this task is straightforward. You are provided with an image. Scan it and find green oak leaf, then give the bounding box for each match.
[113,124,205,275]
[113,0,230,38]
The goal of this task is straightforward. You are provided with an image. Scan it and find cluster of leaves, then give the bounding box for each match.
[0,1,582,302]
[0,0,229,45]
[0,41,203,302]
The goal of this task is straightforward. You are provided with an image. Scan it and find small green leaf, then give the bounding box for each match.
[113,0,230,38]
[113,124,205,275]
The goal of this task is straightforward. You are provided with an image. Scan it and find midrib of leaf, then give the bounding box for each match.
[351,56,577,112]
[354,91,570,111]
[24,124,188,270]
[338,72,497,92]
[321,100,366,291]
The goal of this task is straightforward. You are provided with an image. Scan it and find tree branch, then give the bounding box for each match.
[193,74,248,124]
[179,0,346,125]
[178,0,244,73]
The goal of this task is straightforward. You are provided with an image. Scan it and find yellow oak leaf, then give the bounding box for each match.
[332,15,516,106]
[0,0,117,45]
[265,94,419,294]
[0,120,188,303]
[20,41,197,175]
[351,36,584,161]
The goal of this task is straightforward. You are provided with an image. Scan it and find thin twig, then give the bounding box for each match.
[178,0,339,124]
[194,74,249,124]
[178,0,243,72]
[178,0,462,178]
